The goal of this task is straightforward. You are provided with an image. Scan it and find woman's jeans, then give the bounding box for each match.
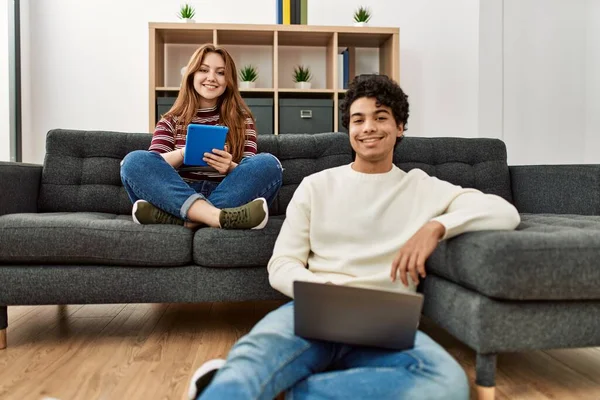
[120,151,283,220]
[198,302,469,400]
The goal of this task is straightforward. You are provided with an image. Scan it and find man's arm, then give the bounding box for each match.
[267,180,328,298]
[427,177,521,240]
[391,177,521,287]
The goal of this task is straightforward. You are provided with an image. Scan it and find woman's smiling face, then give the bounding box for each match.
[193,52,227,108]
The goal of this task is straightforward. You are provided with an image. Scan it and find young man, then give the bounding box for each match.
[187,74,521,400]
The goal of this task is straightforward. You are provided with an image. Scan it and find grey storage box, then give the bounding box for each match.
[279,98,333,134]
[244,98,274,135]
[156,97,176,123]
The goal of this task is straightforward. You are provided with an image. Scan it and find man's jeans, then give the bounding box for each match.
[199,302,469,400]
[120,151,283,220]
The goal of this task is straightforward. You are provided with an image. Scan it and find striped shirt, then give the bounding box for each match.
[149,106,257,182]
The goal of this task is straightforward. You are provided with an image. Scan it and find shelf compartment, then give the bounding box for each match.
[338,32,393,48]
[156,28,214,45]
[222,44,275,89]
[217,30,274,46]
[278,31,334,47]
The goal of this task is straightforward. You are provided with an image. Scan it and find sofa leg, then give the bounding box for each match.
[475,353,497,399]
[476,386,495,400]
[0,305,7,350]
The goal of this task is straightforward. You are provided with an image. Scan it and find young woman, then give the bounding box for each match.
[120,44,283,230]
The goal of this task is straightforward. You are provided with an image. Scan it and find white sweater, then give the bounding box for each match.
[267,164,521,298]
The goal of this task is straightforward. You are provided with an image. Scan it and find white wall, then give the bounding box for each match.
[478,0,503,141]
[502,0,598,165]
[584,0,600,164]
[20,0,480,163]
[21,0,277,163]
[0,2,9,162]
[311,0,480,139]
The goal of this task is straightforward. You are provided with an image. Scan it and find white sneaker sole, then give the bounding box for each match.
[131,199,147,224]
[252,197,269,230]
[187,358,226,400]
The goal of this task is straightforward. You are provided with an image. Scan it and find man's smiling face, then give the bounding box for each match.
[348,97,404,172]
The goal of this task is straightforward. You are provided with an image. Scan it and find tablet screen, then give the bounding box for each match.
[183,124,229,166]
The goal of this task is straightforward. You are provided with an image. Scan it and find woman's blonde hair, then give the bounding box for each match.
[165,44,254,163]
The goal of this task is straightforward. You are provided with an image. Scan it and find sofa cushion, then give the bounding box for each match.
[193,216,284,267]
[427,213,600,301]
[0,212,193,266]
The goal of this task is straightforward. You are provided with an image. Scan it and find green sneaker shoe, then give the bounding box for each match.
[132,200,184,226]
[219,198,268,230]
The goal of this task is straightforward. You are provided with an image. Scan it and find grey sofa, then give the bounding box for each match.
[1,129,600,391]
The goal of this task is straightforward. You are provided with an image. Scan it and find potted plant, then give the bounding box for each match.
[178,3,196,23]
[293,65,312,89]
[353,6,371,27]
[239,65,258,89]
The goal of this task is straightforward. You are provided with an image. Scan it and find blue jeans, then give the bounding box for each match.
[199,302,469,400]
[120,151,283,220]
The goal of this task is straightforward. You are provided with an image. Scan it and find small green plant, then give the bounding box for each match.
[239,65,258,82]
[293,65,312,82]
[178,3,196,20]
[353,6,372,23]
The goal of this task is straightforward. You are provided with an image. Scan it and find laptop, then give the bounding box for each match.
[293,281,424,350]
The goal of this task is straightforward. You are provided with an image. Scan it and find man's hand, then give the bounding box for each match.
[390,221,446,286]
[203,146,233,174]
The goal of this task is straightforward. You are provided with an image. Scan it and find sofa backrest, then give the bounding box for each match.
[39,129,150,214]
[393,136,513,204]
[257,133,353,215]
[260,133,513,215]
[38,130,512,216]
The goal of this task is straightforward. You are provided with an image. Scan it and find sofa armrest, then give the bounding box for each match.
[0,162,43,215]
[510,165,600,215]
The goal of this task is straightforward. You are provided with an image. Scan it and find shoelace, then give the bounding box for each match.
[154,207,178,224]
[222,207,249,227]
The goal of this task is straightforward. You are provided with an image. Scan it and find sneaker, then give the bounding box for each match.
[132,200,184,226]
[187,358,226,400]
[219,198,268,230]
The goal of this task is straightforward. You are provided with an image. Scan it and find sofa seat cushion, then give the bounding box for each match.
[0,212,193,266]
[193,216,284,267]
[427,214,600,301]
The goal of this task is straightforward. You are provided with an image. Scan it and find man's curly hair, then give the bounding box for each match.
[340,74,409,131]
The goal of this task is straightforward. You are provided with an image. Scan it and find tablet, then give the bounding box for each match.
[183,124,229,166]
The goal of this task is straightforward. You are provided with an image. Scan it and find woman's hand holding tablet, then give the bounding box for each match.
[183,124,229,169]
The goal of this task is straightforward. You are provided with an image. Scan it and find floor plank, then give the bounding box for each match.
[6,305,83,332]
[38,303,168,400]
[543,347,600,385]
[70,304,127,319]
[496,384,553,400]
[107,303,213,400]
[0,317,113,400]
[6,306,37,325]
[495,351,600,400]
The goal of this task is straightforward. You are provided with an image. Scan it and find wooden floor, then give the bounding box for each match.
[1,302,599,400]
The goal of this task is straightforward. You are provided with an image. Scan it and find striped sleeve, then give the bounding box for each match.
[149,116,176,153]
[243,116,258,158]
